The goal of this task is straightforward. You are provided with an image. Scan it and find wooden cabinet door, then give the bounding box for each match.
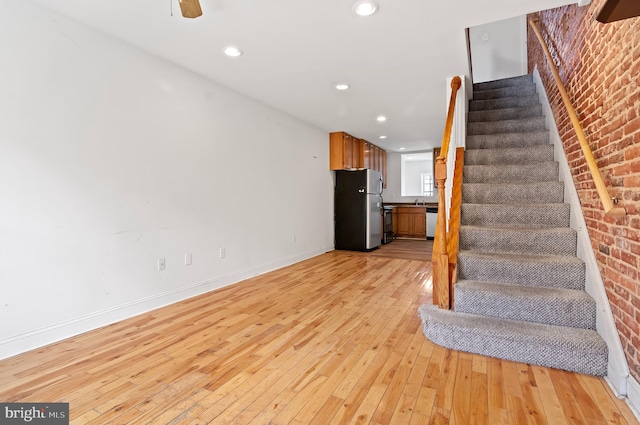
[397,212,410,236]
[411,213,426,238]
[343,133,354,169]
[354,138,364,169]
[395,207,426,238]
[373,146,380,172]
[363,141,372,169]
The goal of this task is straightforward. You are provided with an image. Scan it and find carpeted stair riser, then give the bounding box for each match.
[465,145,554,165]
[454,280,596,329]
[460,203,571,228]
[467,131,550,150]
[462,181,564,204]
[459,226,577,256]
[457,251,585,289]
[473,84,537,101]
[468,105,543,123]
[468,117,547,135]
[469,94,540,112]
[463,162,559,184]
[418,305,607,376]
[473,74,534,91]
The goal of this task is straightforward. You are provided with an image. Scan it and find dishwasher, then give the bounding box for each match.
[426,207,438,240]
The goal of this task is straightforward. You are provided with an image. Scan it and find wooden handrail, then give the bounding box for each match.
[432,76,462,309]
[529,18,625,218]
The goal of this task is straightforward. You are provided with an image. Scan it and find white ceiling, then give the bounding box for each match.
[33,0,575,152]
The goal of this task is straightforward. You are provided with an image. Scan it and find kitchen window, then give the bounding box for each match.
[400,151,434,197]
[422,174,434,196]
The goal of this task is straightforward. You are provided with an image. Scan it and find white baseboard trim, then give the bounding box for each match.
[625,375,640,421]
[0,246,333,361]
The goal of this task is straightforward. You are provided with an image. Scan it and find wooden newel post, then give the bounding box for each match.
[432,155,450,309]
[431,76,461,310]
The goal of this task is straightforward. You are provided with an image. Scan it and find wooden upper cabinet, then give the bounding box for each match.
[330,132,387,182]
[330,132,357,170]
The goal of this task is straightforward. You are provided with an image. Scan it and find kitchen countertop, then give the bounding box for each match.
[383,203,438,209]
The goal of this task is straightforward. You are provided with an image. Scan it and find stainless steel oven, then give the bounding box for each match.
[382,206,394,244]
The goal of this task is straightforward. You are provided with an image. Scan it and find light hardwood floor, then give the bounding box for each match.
[0,246,637,424]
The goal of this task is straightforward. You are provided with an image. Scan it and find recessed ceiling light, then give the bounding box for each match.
[335,83,350,90]
[353,1,379,16]
[379,135,387,139]
[376,115,387,122]
[399,147,406,150]
[224,46,243,57]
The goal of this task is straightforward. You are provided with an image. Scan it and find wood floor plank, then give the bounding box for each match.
[548,368,590,425]
[578,374,631,425]
[521,381,549,425]
[487,357,506,410]
[469,370,489,425]
[0,242,635,425]
[432,348,459,411]
[505,394,529,425]
[531,366,570,425]
[450,353,472,425]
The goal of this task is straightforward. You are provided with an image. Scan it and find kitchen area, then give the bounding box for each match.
[385,202,438,240]
[330,131,438,253]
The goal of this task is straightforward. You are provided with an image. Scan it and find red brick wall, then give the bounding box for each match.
[527,1,640,381]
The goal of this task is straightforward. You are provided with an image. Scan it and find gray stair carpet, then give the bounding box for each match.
[419,73,608,376]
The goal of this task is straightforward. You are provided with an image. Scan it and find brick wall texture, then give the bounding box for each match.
[527,1,640,381]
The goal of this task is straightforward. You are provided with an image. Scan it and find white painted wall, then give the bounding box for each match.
[469,15,528,83]
[0,1,334,359]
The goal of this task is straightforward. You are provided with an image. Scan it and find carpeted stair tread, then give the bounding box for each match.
[457,250,585,289]
[469,94,540,112]
[468,105,542,123]
[460,203,571,227]
[473,74,534,91]
[454,280,596,329]
[467,131,550,150]
[473,84,537,101]
[468,117,547,135]
[463,162,559,183]
[459,225,577,256]
[465,145,554,165]
[418,304,607,376]
[462,181,564,204]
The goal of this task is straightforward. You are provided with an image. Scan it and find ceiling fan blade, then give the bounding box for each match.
[179,0,202,18]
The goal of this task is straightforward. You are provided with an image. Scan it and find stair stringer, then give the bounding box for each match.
[532,68,631,401]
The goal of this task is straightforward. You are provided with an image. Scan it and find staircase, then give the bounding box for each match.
[419,74,608,376]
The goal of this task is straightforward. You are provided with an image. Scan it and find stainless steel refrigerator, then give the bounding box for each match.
[334,169,383,251]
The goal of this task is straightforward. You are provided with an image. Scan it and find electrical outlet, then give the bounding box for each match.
[157,257,166,271]
[185,253,192,266]
[219,248,226,259]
